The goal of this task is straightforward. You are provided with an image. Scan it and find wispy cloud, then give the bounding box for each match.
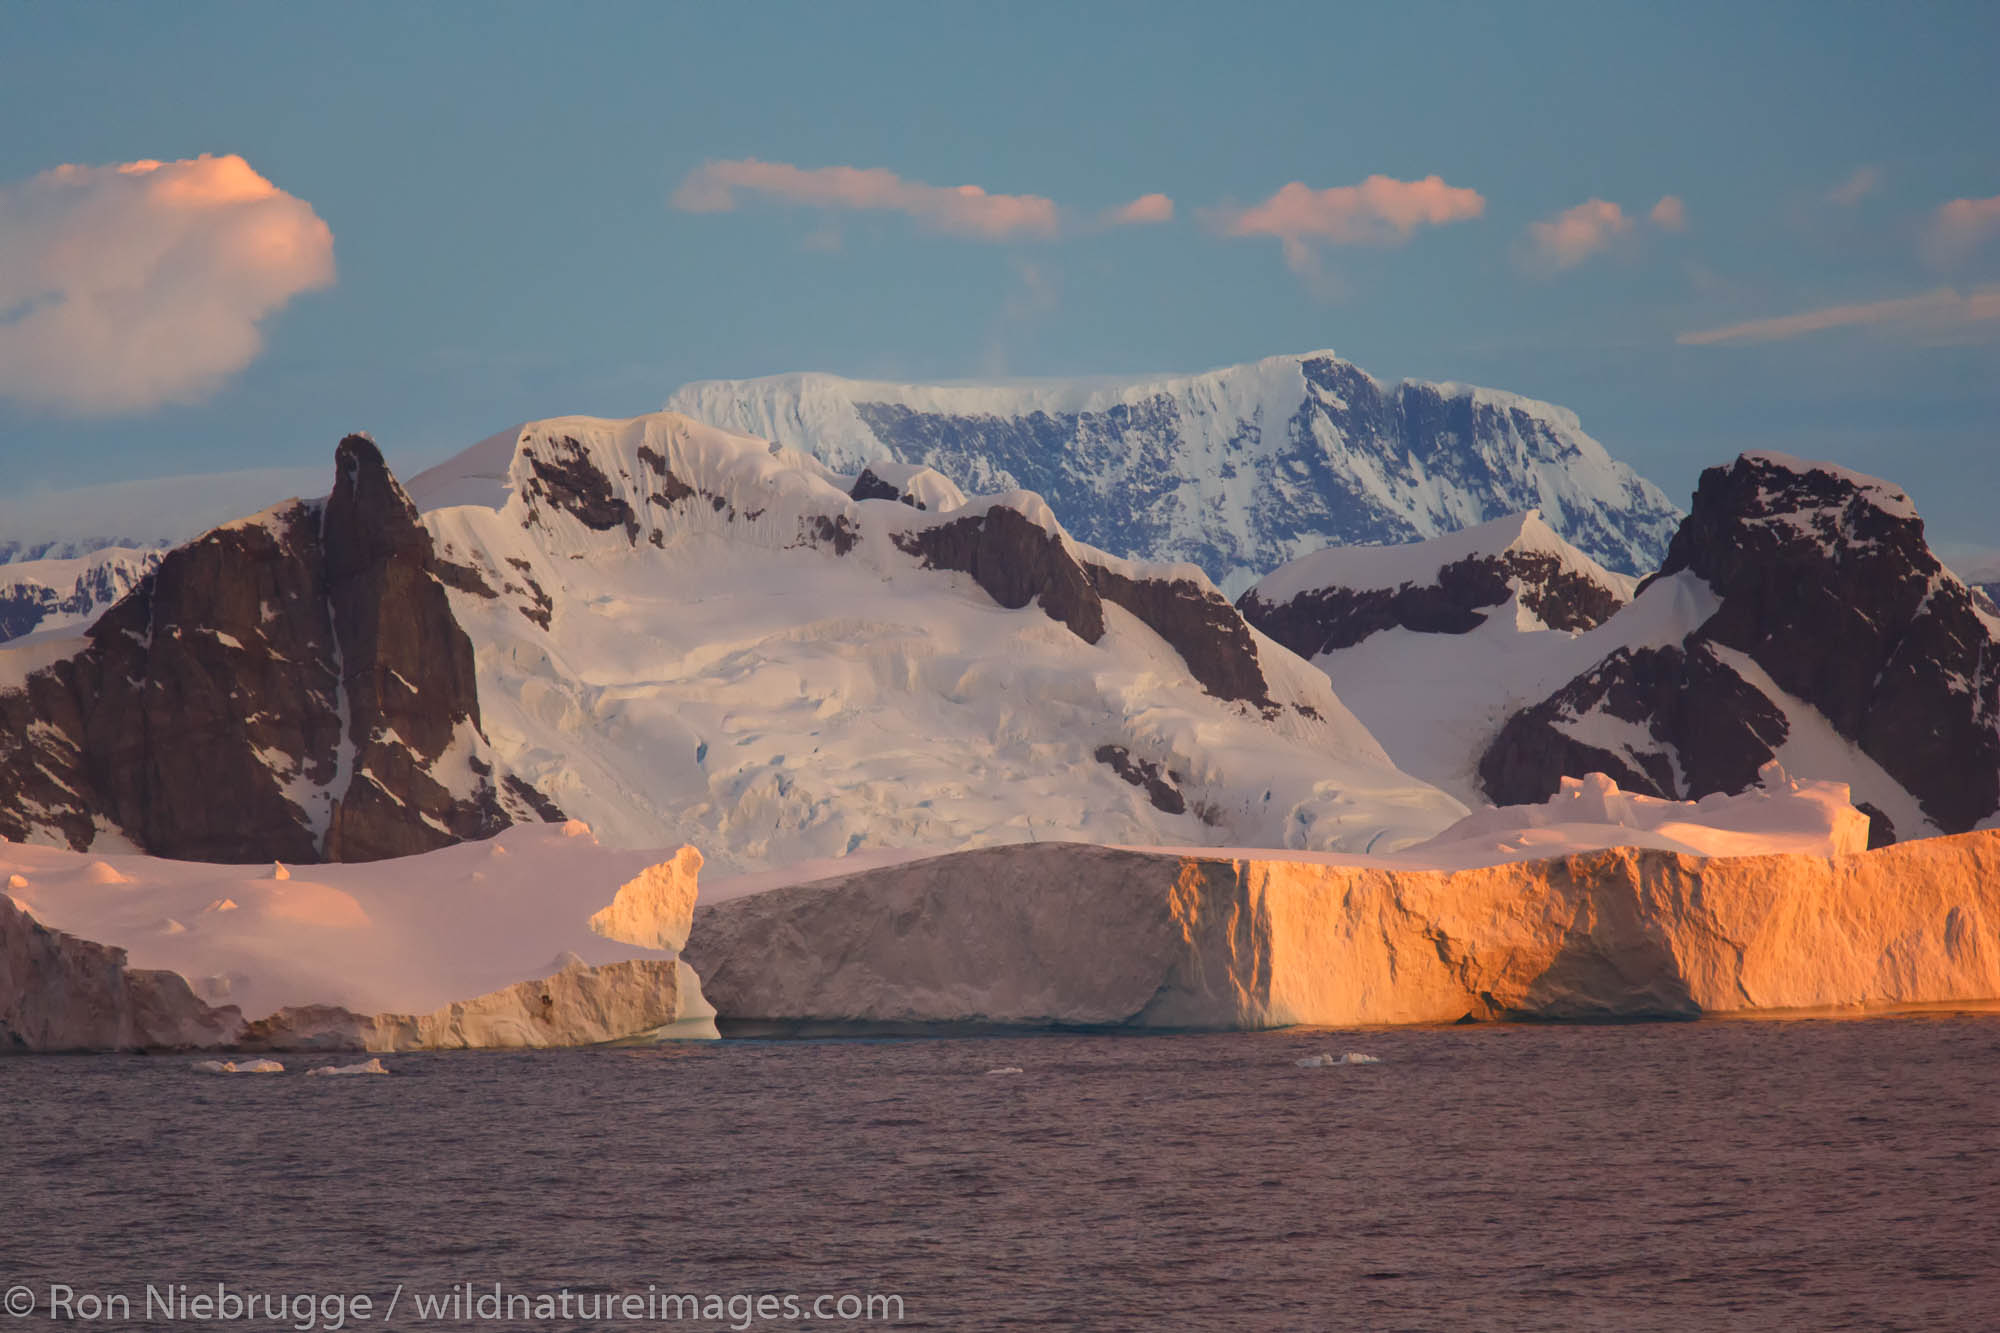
[1649,195,1688,231]
[1676,284,2000,346]
[1827,165,1883,207]
[0,154,334,415]
[1105,192,1173,226]
[1925,193,2000,267]
[1211,174,1483,290]
[672,158,1060,242]
[1525,198,1632,271]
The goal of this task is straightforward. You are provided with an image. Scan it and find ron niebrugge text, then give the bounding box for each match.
[4,1283,905,1329]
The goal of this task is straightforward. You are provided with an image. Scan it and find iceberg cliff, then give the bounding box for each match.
[685,831,2000,1030]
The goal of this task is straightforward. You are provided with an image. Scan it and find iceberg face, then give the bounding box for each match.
[683,829,2000,1031]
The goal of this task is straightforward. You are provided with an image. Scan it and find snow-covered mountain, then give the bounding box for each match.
[665,351,1683,594]
[1237,511,1640,805]
[0,545,163,643]
[0,537,170,567]
[406,411,1467,873]
[1480,454,2000,845]
[1244,460,2000,846]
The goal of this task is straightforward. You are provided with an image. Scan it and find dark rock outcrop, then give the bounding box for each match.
[893,505,1107,644]
[1479,454,2000,840]
[1093,744,1186,815]
[1241,545,1628,660]
[0,436,560,862]
[892,504,1276,707]
[850,467,925,509]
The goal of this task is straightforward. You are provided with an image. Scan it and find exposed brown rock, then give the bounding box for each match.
[893,505,1106,643]
[0,436,559,862]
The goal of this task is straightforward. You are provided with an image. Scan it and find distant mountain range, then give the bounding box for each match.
[667,351,1683,593]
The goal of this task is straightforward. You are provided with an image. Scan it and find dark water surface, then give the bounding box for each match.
[3,1018,1997,1332]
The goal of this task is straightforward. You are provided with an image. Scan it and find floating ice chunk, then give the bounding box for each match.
[985,1066,1024,1076]
[6,873,27,890]
[1337,1052,1381,1065]
[305,1058,390,1077]
[202,897,238,914]
[268,861,290,881]
[192,1058,284,1075]
[82,860,133,885]
[1295,1052,1333,1068]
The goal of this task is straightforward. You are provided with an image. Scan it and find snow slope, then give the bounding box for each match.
[408,412,1468,874]
[666,351,1683,592]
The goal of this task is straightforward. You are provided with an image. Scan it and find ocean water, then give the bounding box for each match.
[2,1017,1997,1332]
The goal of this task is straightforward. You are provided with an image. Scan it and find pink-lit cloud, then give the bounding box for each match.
[1220,175,1485,248]
[1649,195,1688,231]
[1827,166,1883,206]
[1926,193,2000,266]
[1106,192,1174,226]
[1676,285,2000,346]
[0,154,334,414]
[672,158,1060,241]
[1525,198,1633,271]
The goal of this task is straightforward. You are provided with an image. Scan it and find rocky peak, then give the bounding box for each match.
[1480,453,2000,841]
[0,436,560,863]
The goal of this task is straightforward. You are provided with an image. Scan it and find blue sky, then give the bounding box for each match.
[1,0,1996,556]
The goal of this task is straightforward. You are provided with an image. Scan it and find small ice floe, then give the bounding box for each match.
[192,1058,285,1075]
[1296,1051,1382,1068]
[305,1058,390,1077]
[984,1066,1025,1076]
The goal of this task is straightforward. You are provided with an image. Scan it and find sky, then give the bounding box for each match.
[1,0,1996,559]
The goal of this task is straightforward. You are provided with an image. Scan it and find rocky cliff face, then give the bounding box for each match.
[1479,454,2000,843]
[666,352,1683,591]
[684,832,2000,1031]
[0,547,162,644]
[0,436,559,862]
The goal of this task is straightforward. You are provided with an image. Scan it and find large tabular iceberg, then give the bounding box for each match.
[685,776,1999,1030]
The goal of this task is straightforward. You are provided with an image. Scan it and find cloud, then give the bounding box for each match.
[1524,198,1633,271]
[1105,192,1173,226]
[1828,166,1883,207]
[672,158,1059,242]
[1649,195,1688,231]
[1926,194,2000,267]
[0,154,334,415]
[1219,175,1485,248]
[1676,284,2000,346]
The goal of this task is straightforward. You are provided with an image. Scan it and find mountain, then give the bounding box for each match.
[1480,453,2000,845]
[0,546,163,643]
[1236,511,1640,805]
[0,436,554,862]
[0,538,170,567]
[665,351,1682,594]
[406,411,1467,874]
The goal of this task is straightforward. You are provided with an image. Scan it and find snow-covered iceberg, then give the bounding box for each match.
[0,822,717,1051]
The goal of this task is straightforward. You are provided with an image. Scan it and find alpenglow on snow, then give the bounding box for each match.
[666,351,1684,593]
